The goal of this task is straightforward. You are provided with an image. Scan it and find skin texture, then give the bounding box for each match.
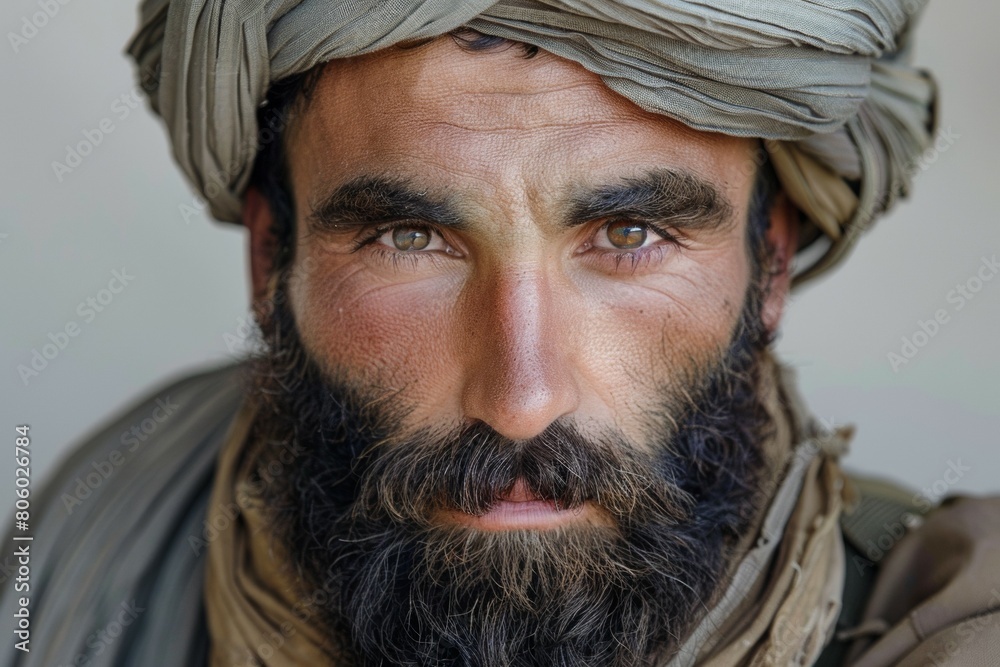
[243,33,798,519]
[236,32,804,664]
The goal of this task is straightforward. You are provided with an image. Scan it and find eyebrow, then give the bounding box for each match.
[307,168,734,235]
[307,175,467,233]
[564,168,735,233]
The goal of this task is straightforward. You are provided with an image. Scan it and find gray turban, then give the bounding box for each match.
[126,0,936,286]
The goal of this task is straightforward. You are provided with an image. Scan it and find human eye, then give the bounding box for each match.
[350,221,461,269]
[581,218,688,274]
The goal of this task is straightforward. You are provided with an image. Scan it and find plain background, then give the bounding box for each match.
[2,0,998,513]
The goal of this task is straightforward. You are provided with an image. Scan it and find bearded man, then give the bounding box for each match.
[4,2,1000,667]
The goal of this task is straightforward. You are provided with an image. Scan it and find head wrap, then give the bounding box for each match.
[126,0,936,287]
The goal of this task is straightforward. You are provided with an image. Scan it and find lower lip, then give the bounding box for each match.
[440,500,605,531]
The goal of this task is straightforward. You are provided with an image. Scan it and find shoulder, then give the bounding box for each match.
[821,472,1000,666]
[0,362,247,667]
[32,362,246,524]
[845,492,1000,666]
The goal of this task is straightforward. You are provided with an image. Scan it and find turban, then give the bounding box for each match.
[126,0,936,287]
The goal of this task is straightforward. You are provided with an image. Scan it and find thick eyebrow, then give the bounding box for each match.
[564,168,735,233]
[307,175,467,233]
[308,169,734,237]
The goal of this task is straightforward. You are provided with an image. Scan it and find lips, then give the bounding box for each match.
[438,480,607,531]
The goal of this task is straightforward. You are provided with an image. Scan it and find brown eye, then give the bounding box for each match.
[391,226,431,251]
[597,220,651,250]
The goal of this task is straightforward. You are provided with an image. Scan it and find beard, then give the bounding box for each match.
[244,269,776,667]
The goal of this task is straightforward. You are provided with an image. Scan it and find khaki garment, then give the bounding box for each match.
[844,494,1000,666]
[203,400,342,667]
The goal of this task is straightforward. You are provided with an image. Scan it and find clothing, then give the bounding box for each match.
[3,361,998,667]
[845,493,1000,666]
[0,364,242,667]
[124,0,937,287]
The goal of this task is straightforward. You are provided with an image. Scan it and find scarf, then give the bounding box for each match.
[203,352,852,666]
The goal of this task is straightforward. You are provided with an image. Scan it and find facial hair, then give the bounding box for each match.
[245,271,775,667]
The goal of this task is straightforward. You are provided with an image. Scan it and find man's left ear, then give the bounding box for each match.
[761,191,799,336]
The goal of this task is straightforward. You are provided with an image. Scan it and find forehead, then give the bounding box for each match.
[286,35,756,214]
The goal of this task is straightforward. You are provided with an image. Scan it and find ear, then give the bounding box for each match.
[242,186,278,305]
[760,191,799,336]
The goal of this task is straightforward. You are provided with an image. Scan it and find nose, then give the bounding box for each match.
[460,263,580,441]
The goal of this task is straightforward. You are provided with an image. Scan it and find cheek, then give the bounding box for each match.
[569,252,749,417]
[288,246,463,393]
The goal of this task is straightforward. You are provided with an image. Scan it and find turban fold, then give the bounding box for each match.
[126,0,936,287]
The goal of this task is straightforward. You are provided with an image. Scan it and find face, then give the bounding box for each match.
[243,32,797,667]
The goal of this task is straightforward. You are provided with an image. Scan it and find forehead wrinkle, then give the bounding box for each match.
[369,84,648,142]
[300,85,637,189]
[407,116,647,136]
[407,82,642,132]
[390,36,605,99]
[312,37,650,135]
[291,40,758,250]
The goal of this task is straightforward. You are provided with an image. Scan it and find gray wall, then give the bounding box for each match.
[2,1,998,510]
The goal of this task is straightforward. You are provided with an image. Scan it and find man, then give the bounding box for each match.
[3,2,1000,667]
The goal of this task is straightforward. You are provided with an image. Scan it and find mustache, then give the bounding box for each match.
[351,416,693,527]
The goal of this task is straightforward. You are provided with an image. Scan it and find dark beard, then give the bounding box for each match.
[245,273,775,667]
